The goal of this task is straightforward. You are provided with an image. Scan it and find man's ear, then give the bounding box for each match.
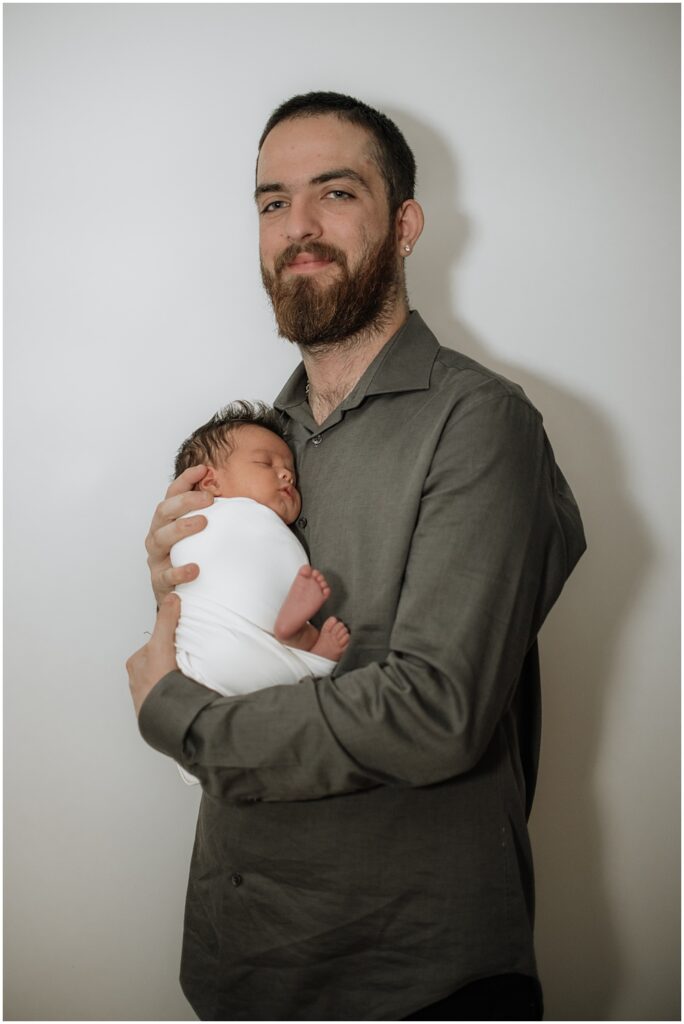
[396,199,425,255]
[196,466,222,495]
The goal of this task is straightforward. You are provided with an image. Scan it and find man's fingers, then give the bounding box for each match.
[150,561,199,609]
[156,562,200,591]
[155,593,181,636]
[160,489,213,524]
[149,492,213,539]
[144,466,211,606]
[164,464,210,499]
[146,513,208,561]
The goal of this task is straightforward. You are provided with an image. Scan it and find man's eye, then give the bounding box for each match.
[261,200,287,214]
[326,190,353,200]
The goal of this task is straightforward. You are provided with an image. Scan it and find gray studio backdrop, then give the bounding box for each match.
[4,4,680,1021]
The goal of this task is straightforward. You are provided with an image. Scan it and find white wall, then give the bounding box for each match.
[4,5,679,1020]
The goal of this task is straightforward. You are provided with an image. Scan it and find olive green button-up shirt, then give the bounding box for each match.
[140,312,585,1021]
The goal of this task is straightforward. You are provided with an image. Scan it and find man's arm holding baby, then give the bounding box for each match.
[129,614,364,801]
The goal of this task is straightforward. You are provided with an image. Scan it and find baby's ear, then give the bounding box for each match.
[196,466,221,495]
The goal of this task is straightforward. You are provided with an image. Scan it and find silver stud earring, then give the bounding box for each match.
[404,245,411,253]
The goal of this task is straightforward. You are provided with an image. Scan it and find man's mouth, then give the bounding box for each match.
[286,254,336,273]
[272,243,345,278]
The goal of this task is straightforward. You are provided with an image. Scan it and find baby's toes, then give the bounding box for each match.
[334,622,351,646]
[312,569,329,591]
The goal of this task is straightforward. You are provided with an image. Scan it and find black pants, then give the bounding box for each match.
[403,973,543,1020]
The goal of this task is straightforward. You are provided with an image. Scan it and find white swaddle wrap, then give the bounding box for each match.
[172,497,336,692]
[170,497,336,785]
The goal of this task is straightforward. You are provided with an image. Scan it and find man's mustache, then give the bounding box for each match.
[274,242,348,275]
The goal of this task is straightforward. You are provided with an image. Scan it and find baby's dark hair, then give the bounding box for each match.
[174,400,288,479]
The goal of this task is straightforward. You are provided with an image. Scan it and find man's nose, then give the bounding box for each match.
[284,196,322,242]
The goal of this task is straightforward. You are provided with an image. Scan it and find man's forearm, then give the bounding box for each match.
[138,670,374,802]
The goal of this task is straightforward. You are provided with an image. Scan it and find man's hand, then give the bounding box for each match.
[146,465,213,606]
[127,594,181,716]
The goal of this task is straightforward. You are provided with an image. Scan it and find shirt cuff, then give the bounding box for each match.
[138,671,217,761]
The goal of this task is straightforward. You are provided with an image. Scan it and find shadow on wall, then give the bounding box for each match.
[391,110,653,1020]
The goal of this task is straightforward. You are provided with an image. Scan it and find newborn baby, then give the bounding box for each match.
[170,401,349,719]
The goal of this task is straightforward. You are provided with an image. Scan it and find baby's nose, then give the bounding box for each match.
[279,467,294,483]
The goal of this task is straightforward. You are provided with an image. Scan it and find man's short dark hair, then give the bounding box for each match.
[258,91,416,215]
[174,400,288,479]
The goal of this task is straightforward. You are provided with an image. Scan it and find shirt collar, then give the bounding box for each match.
[274,311,440,423]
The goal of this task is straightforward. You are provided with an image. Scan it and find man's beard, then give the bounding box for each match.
[260,227,400,348]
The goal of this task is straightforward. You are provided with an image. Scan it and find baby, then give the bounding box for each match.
[170,401,350,728]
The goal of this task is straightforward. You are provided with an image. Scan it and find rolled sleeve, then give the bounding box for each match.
[139,670,370,802]
[138,672,217,765]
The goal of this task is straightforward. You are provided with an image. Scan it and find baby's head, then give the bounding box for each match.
[174,401,301,525]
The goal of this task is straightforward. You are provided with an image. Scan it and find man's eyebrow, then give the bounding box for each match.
[309,168,372,193]
[254,182,284,202]
[254,168,371,203]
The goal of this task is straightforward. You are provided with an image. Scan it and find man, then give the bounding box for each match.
[127,92,585,1021]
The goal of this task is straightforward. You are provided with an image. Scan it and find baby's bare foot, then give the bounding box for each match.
[311,617,351,662]
[274,565,331,643]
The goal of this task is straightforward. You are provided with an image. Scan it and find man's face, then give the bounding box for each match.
[256,115,402,346]
[209,425,301,525]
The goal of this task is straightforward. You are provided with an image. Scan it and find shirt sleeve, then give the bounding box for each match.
[138,393,586,802]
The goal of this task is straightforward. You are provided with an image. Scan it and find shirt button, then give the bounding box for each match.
[311,435,322,446]
[231,873,243,887]
[297,516,308,529]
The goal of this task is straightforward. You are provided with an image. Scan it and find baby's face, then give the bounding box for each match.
[208,425,302,525]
